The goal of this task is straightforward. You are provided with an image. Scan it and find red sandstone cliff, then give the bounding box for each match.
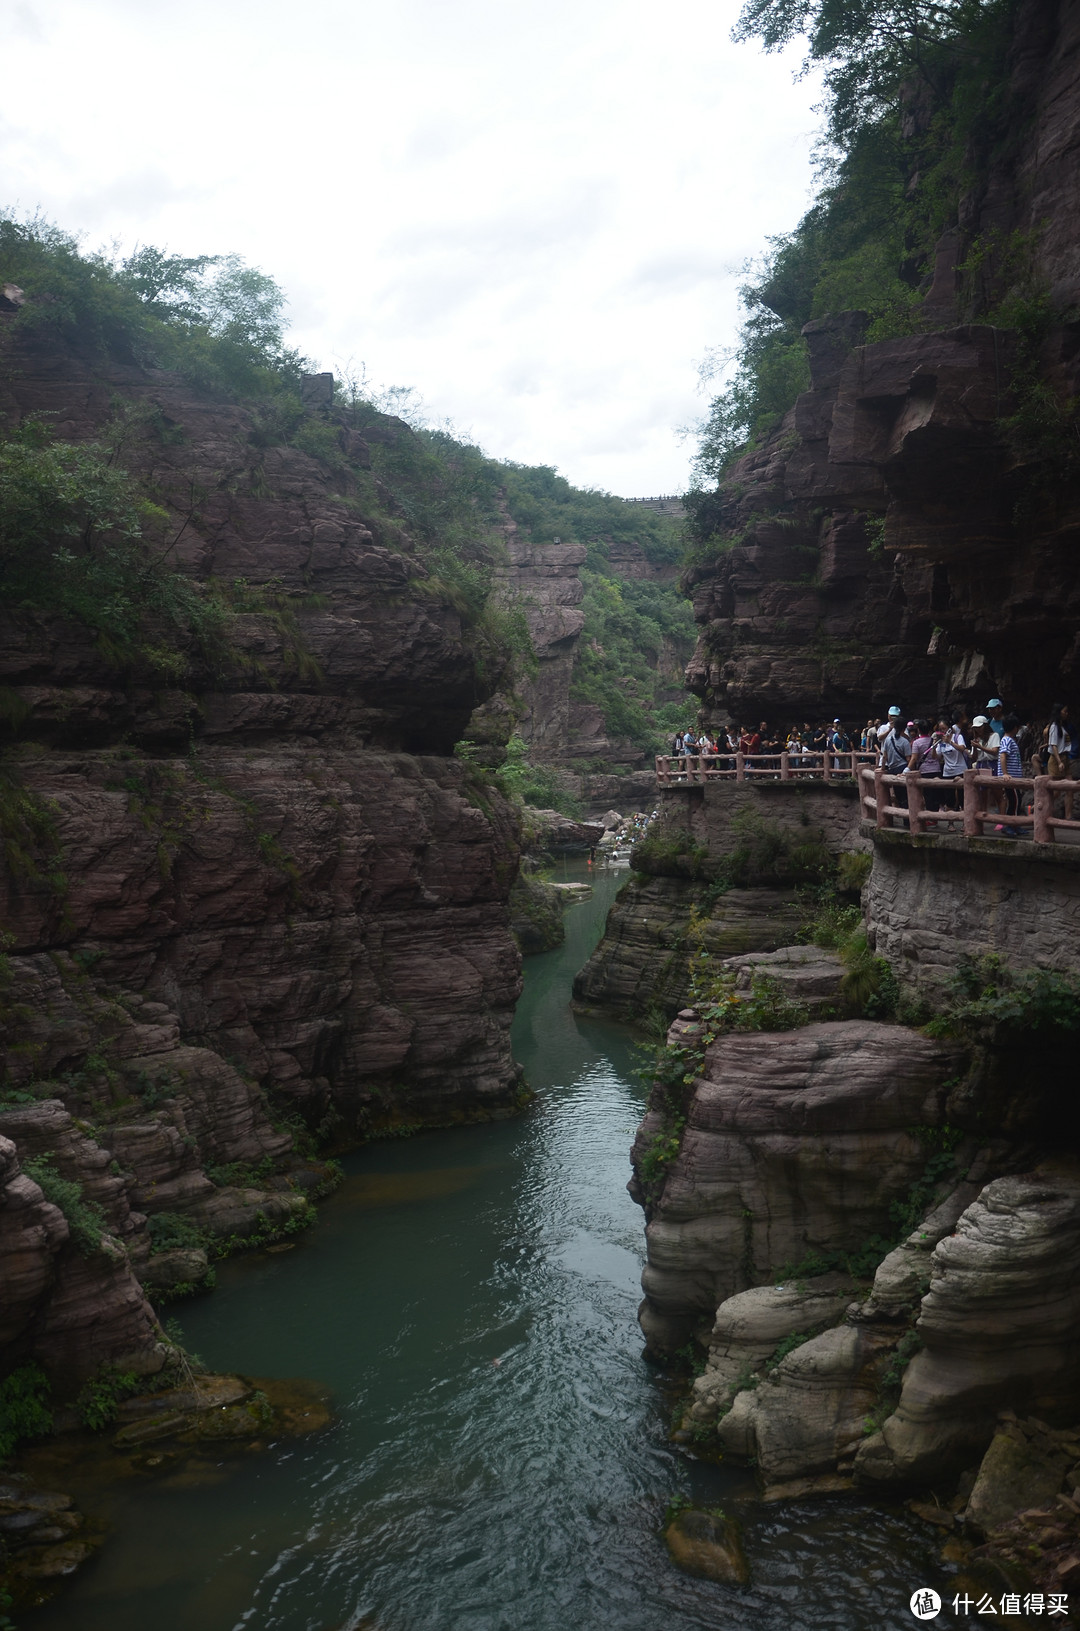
[685,0,1080,728]
[0,319,525,1379]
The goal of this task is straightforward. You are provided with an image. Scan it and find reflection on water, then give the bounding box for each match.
[28,860,951,1631]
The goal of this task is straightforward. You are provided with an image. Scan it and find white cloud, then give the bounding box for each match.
[0,0,821,494]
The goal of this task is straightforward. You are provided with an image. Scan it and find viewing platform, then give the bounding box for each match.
[858,767,1080,848]
[655,750,877,786]
[654,754,1080,850]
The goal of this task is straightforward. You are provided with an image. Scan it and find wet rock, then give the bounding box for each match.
[966,1429,1073,1537]
[761,1473,854,1502]
[713,1321,896,1484]
[688,1276,855,1426]
[663,1507,750,1586]
[0,1476,100,1609]
[633,1020,963,1353]
[0,1117,164,1382]
[137,1248,210,1291]
[524,809,604,853]
[857,1165,1080,1487]
[107,1372,330,1450]
[509,873,565,954]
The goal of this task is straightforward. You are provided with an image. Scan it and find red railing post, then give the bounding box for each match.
[780,752,790,781]
[1033,775,1052,844]
[962,769,980,838]
[874,768,886,828]
[907,775,925,834]
[735,752,745,784]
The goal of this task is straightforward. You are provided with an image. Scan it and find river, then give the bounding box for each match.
[29,860,948,1631]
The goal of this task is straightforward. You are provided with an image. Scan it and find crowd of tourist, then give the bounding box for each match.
[668,699,1079,836]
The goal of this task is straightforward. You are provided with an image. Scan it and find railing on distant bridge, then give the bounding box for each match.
[655,750,876,785]
[655,755,1080,846]
[858,767,1080,845]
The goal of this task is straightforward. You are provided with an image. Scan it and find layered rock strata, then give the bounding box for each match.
[858,1164,1080,1486]
[572,875,807,1021]
[0,319,525,1379]
[682,0,1080,730]
[631,1019,965,1353]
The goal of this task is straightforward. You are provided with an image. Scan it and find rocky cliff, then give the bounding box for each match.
[0,315,525,1383]
[683,0,1080,730]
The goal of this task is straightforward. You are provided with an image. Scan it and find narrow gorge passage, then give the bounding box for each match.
[27,866,946,1631]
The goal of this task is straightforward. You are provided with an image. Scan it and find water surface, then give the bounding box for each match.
[31,861,951,1631]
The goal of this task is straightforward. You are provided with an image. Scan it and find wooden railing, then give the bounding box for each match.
[655,750,878,786]
[858,767,1080,844]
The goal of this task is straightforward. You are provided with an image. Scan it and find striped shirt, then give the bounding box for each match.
[996,734,1022,777]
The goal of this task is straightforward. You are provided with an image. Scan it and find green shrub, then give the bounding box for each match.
[636,1118,686,1200]
[731,973,810,1033]
[631,825,709,877]
[765,1331,812,1374]
[203,1155,277,1189]
[496,736,582,817]
[75,1369,139,1431]
[925,954,1080,1042]
[802,899,862,948]
[147,1211,209,1253]
[0,1363,53,1460]
[834,851,873,895]
[840,931,897,1017]
[21,1155,106,1255]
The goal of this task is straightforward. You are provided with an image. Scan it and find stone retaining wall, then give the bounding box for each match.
[864,827,1080,997]
[657,780,870,866]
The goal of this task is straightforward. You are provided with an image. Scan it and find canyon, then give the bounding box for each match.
[4,0,1080,1618]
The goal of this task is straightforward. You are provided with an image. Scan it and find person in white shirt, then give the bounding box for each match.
[935,716,969,811]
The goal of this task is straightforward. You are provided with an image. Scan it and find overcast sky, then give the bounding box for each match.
[2,0,821,495]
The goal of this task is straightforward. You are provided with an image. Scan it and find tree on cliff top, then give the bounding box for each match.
[733,0,1009,141]
[0,214,305,398]
[688,0,1017,489]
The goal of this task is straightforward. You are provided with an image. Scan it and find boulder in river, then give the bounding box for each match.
[663,1506,749,1585]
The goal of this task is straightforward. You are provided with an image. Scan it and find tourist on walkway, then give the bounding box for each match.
[971,715,996,770]
[995,713,1023,835]
[879,709,910,811]
[908,719,945,811]
[935,716,969,811]
[1044,704,1073,777]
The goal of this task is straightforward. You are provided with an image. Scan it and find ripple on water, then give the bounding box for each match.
[23,867,957,1631]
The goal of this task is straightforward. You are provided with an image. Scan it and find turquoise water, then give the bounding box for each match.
[30,862,948,1630]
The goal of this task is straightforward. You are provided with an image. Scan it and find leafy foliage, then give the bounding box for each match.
[0,1363,53,1460]
[496,735,583,816]
[925,953,1080,1042]
[571,569,696,749]
[689,0,1018,500]
[0,420,228,671]
[21,1155,106,1255]
[1,214,305,398]
[147,1211,209,1253]
[75,1368,140,1432]
[499,463,682,565]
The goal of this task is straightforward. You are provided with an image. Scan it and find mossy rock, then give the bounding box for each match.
[663,1507,750,1585]
[510,874,564,955]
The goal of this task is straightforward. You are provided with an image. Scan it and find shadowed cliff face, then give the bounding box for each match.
[685,0,1080,728]
[0,321,495,756]
[0,323,525,1379]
